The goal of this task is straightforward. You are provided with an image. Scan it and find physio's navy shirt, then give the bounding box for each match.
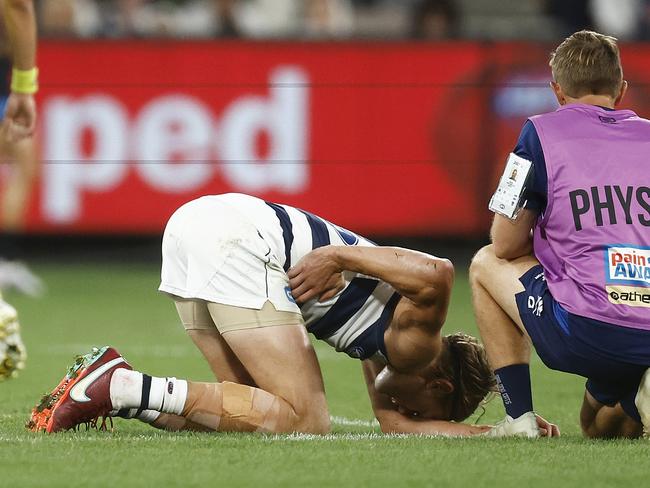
[513,121,548,212]
[512,106,615,214]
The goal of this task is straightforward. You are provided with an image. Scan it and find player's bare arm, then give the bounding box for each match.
[288,245,452,317]
[2,0,37,138]
[289,245,452,372]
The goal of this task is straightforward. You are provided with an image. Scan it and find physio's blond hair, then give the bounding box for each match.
[550,30,623,98]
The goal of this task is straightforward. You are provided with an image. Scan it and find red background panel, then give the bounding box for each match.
[22,41,650,236]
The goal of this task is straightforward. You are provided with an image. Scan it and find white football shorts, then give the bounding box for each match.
[159,197,300,314]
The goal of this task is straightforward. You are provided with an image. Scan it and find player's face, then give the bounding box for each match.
[374,366,452,420]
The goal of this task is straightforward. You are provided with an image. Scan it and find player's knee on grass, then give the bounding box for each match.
[292,398,331,435]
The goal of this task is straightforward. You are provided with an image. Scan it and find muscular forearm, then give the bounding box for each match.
[3,0,36,71]
[332,246,453,305]
[377,411,487,436]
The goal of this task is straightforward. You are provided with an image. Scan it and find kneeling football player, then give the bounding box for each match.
[29,194,557,436]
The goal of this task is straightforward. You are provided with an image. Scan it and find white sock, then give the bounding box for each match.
[110,369,144,410]
[109,369,188,416]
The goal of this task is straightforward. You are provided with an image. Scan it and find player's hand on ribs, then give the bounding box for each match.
[289,246,345,304]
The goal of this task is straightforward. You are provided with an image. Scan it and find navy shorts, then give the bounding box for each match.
[516,265,650,416]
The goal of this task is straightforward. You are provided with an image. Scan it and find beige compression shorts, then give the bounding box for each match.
[173,297,304,334]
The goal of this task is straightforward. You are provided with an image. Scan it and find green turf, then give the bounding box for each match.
[2,262,649,488]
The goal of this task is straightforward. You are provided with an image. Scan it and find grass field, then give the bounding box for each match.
[2,261,650,487]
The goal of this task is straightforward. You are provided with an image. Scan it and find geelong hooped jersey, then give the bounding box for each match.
[220,193,400,359]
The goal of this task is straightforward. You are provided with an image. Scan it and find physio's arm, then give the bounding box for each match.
[289,245,453,307]
[490,210,537,260]
[361,360,489,436]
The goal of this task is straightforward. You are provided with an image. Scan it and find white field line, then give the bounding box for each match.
[263,432,450,441]
[0,432,447,443]
[330,416,378,428]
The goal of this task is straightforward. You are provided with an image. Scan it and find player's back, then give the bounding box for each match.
[211,193,400,359]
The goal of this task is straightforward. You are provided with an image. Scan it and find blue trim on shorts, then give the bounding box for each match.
[516,265,650,409]
[552,300,570,335]
[0,96,7,119]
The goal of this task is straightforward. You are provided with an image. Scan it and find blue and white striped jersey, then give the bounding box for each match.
[221,193,400,360]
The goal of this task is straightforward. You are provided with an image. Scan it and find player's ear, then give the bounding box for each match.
[550,81,566,106]
[427,378,454,394]
[615,80,628,106]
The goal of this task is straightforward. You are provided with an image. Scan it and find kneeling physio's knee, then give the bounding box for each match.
[469,244,496,286]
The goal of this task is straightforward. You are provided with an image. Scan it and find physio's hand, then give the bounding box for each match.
[2,92,36,142]
[288,246,345,304]
[536,414,560,437]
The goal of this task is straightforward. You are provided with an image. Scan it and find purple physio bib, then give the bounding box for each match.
[530,103,650,330]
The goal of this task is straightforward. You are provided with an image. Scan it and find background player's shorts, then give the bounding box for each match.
[159,196,301,315]
[0,96,7,119]
[515,265,650,417]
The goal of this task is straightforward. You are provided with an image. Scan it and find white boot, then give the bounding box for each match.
[485,411,540,438]
[635,369,650,437]
[0,297,26,380]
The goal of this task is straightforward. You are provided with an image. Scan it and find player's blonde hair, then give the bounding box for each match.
[550,30,623,98]
[441,332,497,422]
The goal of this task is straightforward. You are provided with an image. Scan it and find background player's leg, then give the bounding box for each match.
[0,137,42,296]
[1,137,38,232]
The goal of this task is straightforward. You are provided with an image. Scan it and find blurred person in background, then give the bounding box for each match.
[39,0,102,37]
[39,0,233,39]
[411,0,459,40]
[590,0,644,40]
[205,0,355,39]
[0,0,41,296]
[302,0,354,38]
[40,0,357,39]
[0,0,40,381]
